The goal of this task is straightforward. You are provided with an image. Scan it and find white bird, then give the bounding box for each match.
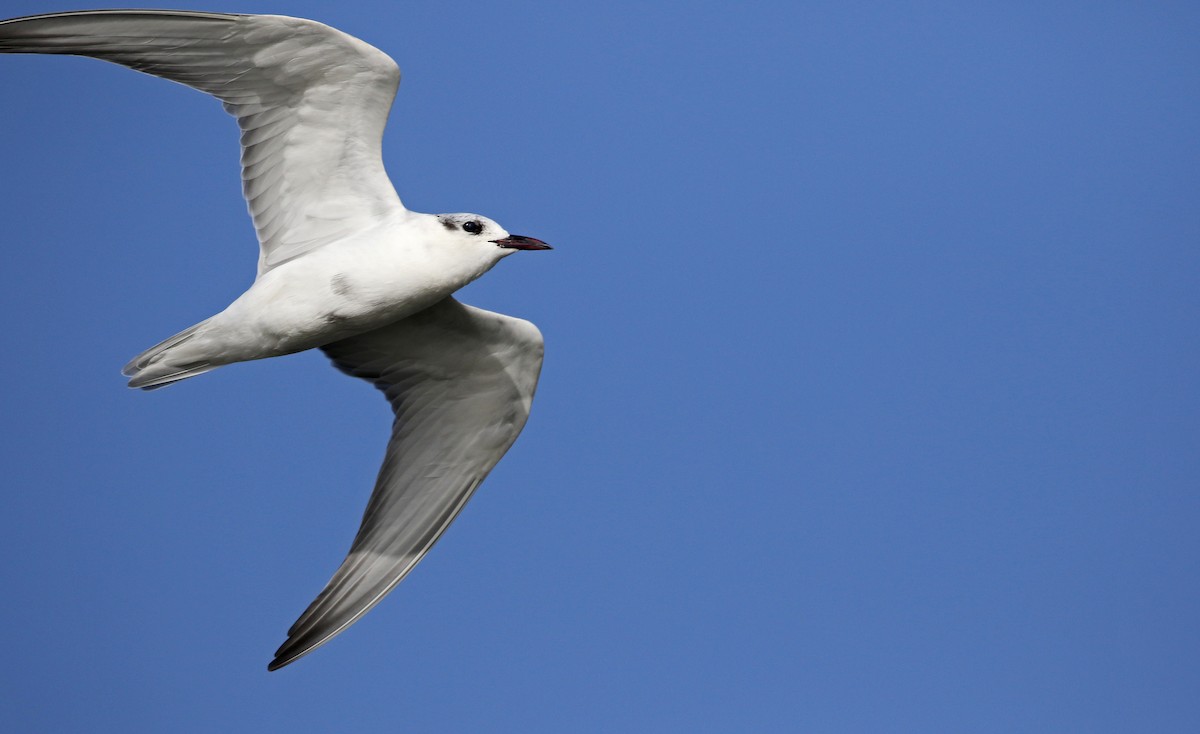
[0,10,551,670]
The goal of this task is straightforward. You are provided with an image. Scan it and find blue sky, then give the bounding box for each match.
[1,1,1197,731]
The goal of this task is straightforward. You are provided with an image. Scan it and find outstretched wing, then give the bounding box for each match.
[0,10,405,274]
[270,298,545,670]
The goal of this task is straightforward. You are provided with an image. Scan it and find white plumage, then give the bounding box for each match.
[0,9,551,670]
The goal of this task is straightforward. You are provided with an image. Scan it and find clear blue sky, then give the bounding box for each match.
[1,1,1197,731]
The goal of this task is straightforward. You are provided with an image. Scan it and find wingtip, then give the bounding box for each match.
[267,643,297,671]
[267,636,317,671]
[268,641,304,671]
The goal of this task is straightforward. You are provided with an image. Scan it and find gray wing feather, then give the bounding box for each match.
[0,10,405,273]
[268,298,544,670]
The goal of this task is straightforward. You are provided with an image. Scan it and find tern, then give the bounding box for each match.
[0,10,551,670]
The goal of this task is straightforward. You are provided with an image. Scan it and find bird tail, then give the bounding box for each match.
[122,319,219,390]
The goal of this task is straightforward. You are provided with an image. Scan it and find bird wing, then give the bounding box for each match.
[270,298,545,670]
[0,10,405,275]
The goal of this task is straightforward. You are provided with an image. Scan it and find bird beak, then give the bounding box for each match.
[491,235,552,251]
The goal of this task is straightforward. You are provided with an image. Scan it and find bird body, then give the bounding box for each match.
[126,210,523,386]
[0,8,551,670]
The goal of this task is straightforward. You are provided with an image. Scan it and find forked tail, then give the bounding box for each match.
[122,319,217,390]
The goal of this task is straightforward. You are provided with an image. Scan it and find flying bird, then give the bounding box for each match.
[0,10,550,670]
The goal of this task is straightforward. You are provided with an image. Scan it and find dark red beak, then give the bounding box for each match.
[491,235,552,251]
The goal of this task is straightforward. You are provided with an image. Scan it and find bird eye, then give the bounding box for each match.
[462,220,483,234]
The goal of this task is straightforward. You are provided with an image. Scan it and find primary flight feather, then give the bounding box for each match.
[0,9,551,671]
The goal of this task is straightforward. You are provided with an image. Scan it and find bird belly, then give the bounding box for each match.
[205,252,468,362]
